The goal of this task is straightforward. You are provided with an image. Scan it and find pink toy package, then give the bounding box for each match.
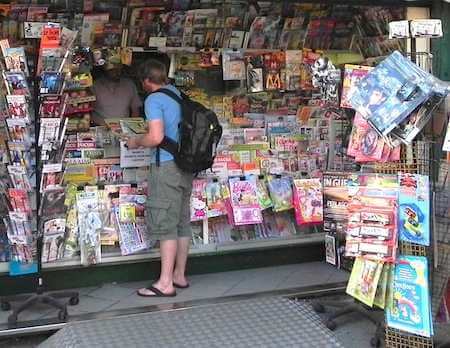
[293,178,323,226]
[228,176,263,226]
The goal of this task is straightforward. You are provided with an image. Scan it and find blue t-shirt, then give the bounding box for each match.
[144,84,181,163]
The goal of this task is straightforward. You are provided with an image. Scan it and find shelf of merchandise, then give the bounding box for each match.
[0,233,325,274]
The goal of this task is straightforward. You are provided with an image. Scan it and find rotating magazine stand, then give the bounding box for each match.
[0,69,79,327]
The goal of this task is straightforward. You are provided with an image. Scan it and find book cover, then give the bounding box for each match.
[346,257,384,307]
[398,173,430,246]
[386,255,432,338]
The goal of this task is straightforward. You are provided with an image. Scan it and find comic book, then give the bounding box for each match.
[386,256,432,337]
[398,173,430,246]
[228,176,262,226]
[340,65,373,109]
[293,178,323,225]
[346,257,384,307]
[191,179,208,221]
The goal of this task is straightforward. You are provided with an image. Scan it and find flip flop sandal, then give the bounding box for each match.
[137,286,177,298]
[173,282,190,289]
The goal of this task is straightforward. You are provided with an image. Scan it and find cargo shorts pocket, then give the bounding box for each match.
[146,199,172,233]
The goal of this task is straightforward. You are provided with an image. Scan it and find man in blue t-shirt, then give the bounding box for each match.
[126,59,193,298]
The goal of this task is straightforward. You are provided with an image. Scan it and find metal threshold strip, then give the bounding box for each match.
[0,281,347,339]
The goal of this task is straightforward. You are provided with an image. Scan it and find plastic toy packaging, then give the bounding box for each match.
[398,173,430,246]
[293,178,323,226]
[386,255,432,338]
[190,179,208,222]
[76,190,102,266]
[227,176,262,226]
[267,176,293,212]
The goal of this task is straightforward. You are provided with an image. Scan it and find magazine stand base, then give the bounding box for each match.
[312,299,384,347]
[1,288,79,328]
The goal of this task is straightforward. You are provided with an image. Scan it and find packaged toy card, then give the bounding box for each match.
[190,179,208,221]
[345,237,397,263]
[228,176,262,225]
[267,176,293,212]
[398,173,430,246]
[293,178,323,225]
[349,51,449,137]
[346,257,384,307]
[386,256,432,338]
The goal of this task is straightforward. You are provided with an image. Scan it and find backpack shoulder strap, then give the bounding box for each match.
[155,88,183,104]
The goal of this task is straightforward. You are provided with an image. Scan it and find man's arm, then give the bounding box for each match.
[127,119,164,148]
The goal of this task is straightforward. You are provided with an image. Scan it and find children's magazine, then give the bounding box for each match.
[346,257,384,307]
[386,255,432,337]
[228,176,262,225]
[293,178,323,225]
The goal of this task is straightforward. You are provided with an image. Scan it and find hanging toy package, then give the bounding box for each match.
[76,190,102,266]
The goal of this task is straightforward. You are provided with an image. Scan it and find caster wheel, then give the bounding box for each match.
[1,302,11,311]
[58,309,68,321]
[8,314,17,328]
[69,296,79,306]
[312,303,325,313]
[370,337,381,348]
[326,320,337,331]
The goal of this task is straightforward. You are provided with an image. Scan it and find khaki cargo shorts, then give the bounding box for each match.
[146,161,194,241]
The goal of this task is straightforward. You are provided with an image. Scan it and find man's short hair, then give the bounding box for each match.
[140,59,168,85]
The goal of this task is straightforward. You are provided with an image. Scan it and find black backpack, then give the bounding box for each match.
[155,88,223,174]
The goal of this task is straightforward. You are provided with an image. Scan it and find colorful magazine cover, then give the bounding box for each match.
[256,177,272,210]
[4,47,29,77]
[6,95,30,121]
[386,255,432,338]
[40,72,65,95]
[4,72,30,96]
[340,64,373,109]
[398,173,430,246]
[346,257,384,307]
[222,49,246,81]
[293,178,323,225]
[190,179,208,221]
[205,180,227,218]
[267,176,293,212]
[348,51,449,136]
[247,16,281,49]
[228,176,262,226]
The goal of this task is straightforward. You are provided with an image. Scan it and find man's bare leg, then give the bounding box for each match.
[173,237,191,287]
[138,239,177,295]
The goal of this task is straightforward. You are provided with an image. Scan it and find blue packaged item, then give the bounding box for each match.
[386,255,432,338]
[349,51,449,136]
[398,174,430,246]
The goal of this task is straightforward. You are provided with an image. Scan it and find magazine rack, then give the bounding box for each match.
[0,73,79,328]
